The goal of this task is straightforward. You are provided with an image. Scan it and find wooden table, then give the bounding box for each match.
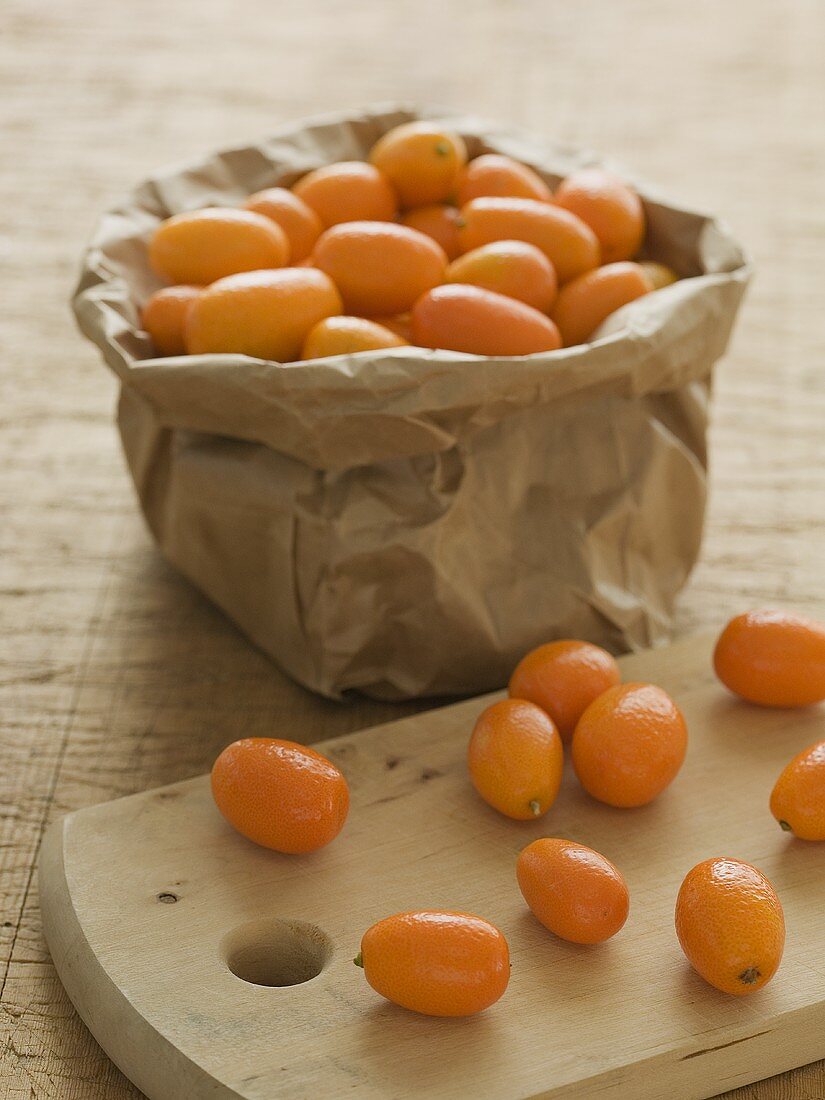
[1,1,823,1096]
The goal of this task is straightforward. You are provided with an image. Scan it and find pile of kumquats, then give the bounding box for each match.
[211,609,825,1017]
[141,120,680,362]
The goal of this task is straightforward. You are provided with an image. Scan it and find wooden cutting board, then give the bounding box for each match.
[39,634,825,1100]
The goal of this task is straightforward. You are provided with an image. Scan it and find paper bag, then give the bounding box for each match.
[72,105,751,699]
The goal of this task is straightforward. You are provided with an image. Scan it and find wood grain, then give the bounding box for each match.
[38,636,825,1099]
[1,0,824,1096]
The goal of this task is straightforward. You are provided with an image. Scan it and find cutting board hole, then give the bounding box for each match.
[221,918,333,987]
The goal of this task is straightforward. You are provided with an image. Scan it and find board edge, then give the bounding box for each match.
[38,812,238,1100]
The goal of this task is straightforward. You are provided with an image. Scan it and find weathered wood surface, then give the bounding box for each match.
[1,0,824,1096]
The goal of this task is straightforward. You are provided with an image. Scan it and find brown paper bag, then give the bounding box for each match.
[72,106,751,700]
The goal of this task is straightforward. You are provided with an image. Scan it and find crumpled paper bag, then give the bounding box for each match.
[72,105,751,700]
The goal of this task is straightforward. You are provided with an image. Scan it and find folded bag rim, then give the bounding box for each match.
[71,104,752,470]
